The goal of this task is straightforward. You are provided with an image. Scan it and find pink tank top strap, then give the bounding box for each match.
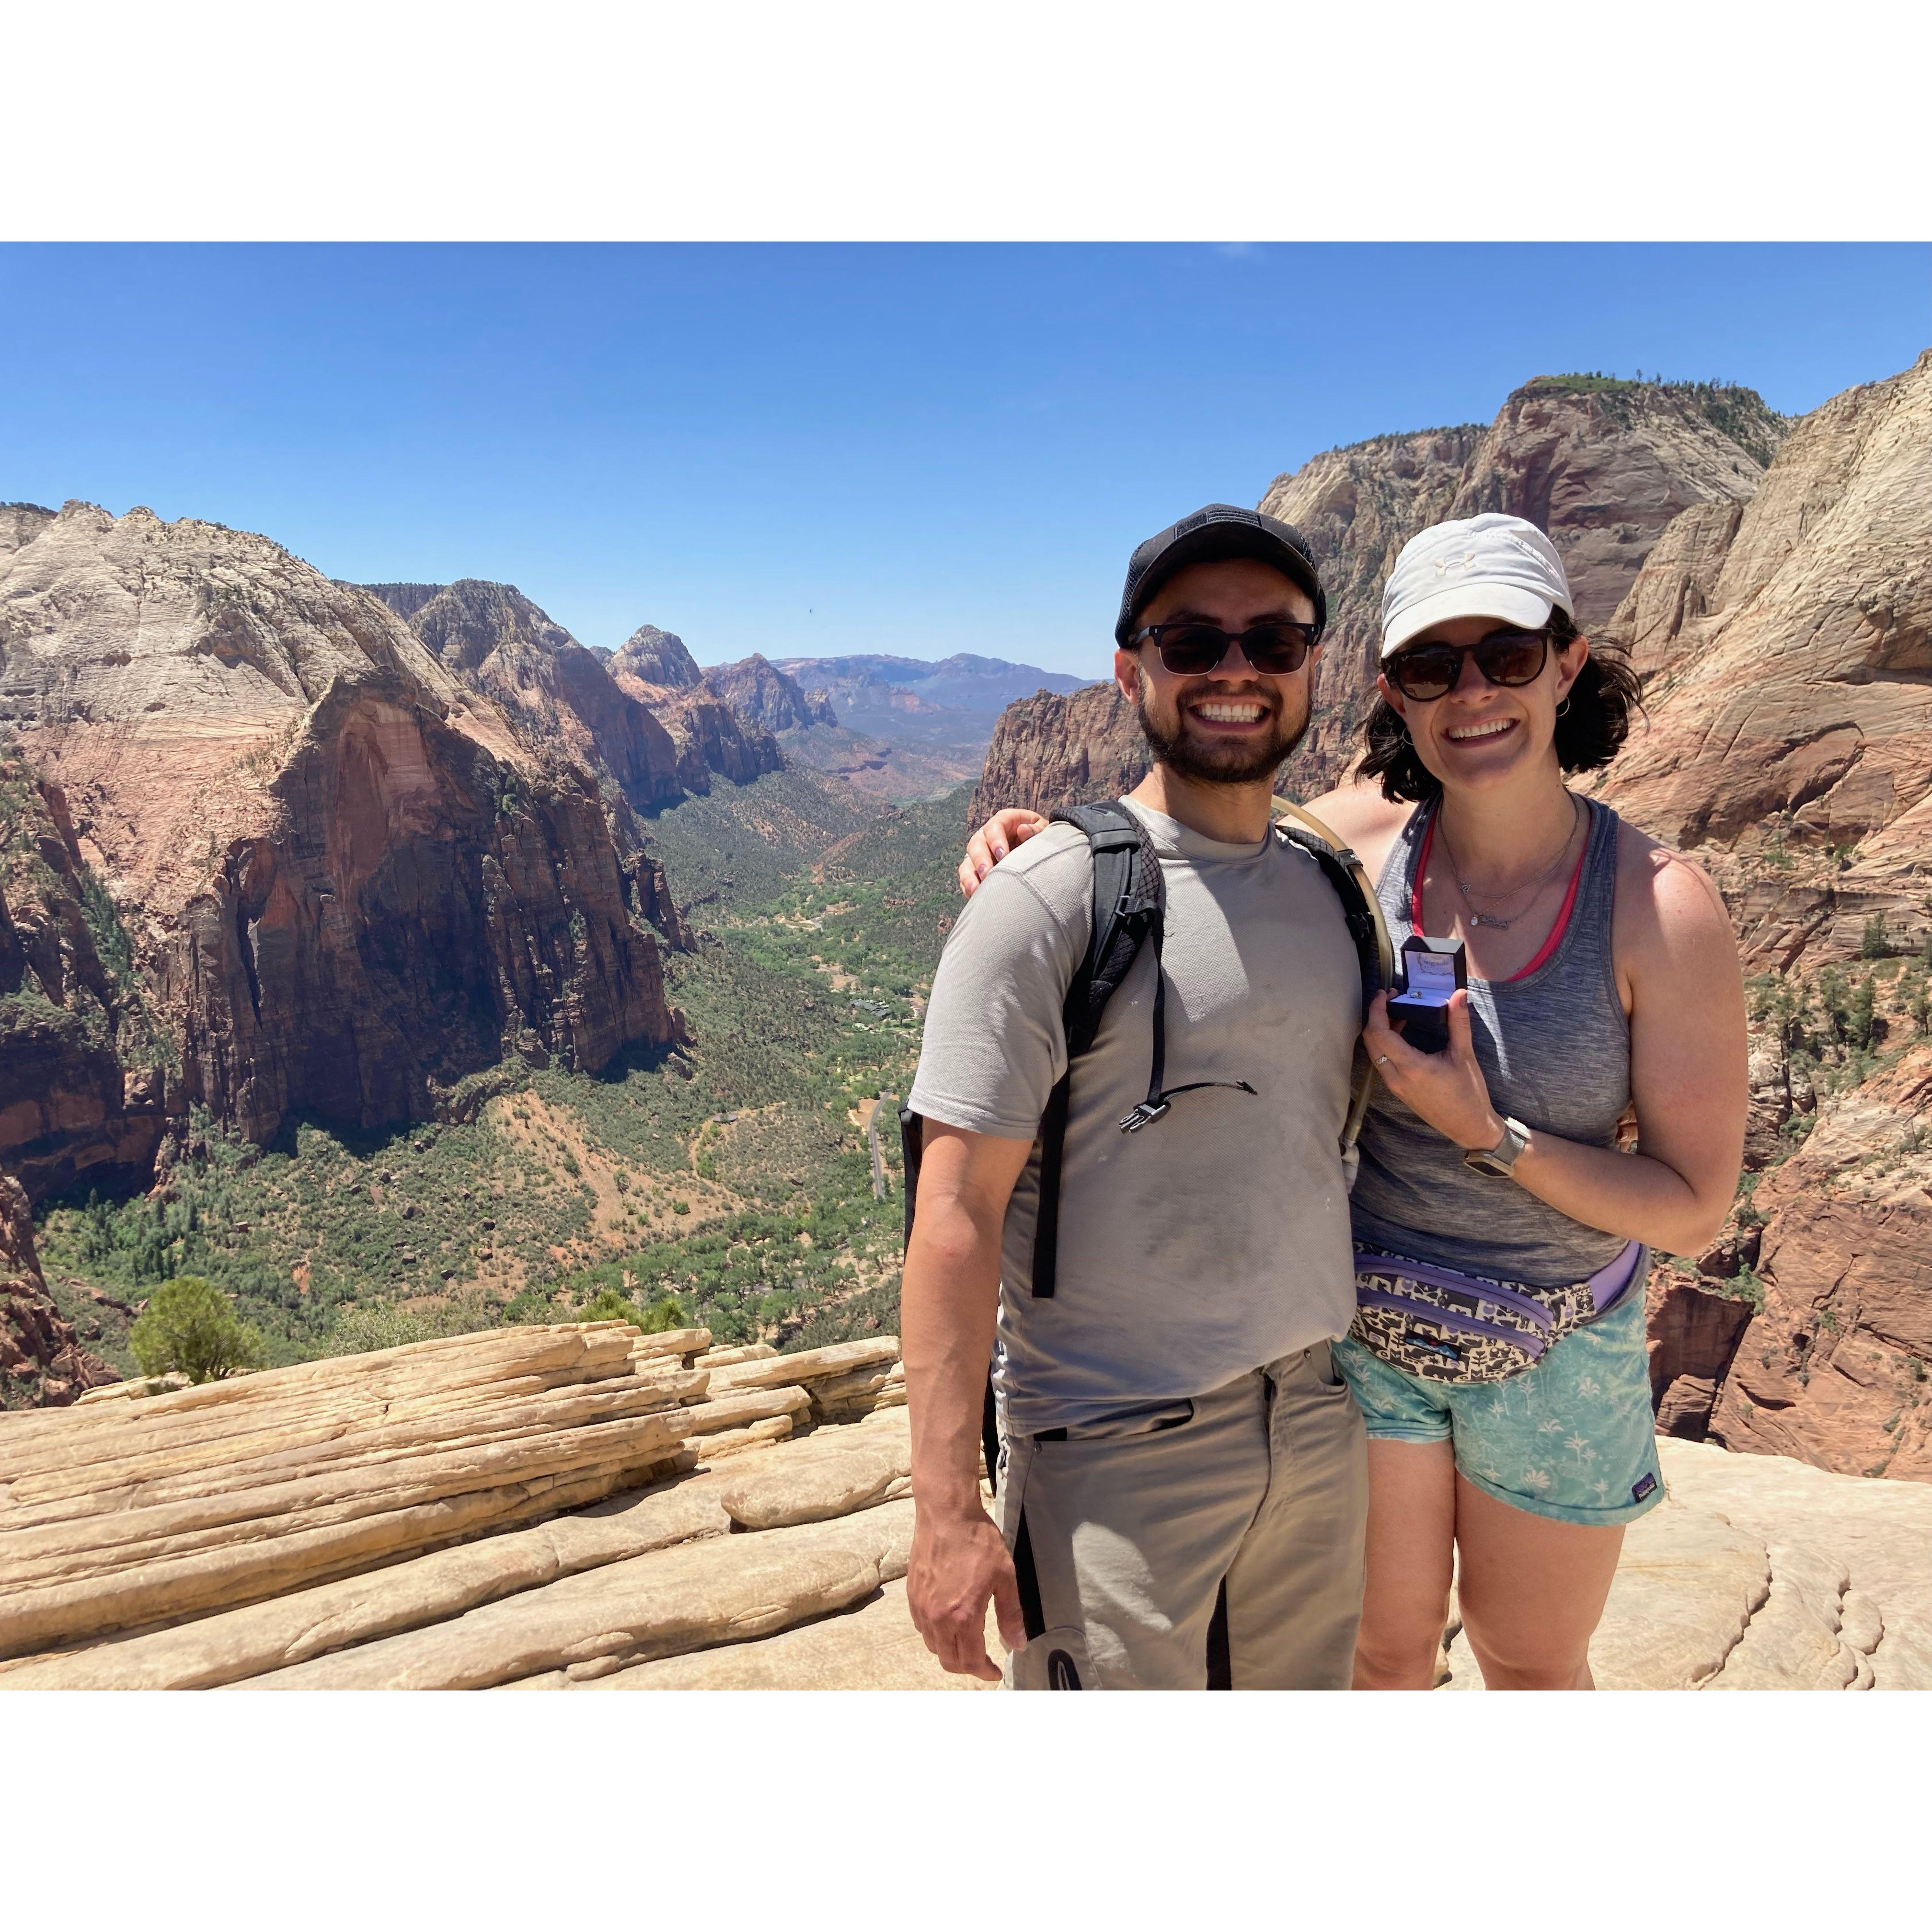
[1409,805,1590,985]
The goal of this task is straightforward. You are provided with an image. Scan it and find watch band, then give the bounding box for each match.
[1463,1116,1531,1178]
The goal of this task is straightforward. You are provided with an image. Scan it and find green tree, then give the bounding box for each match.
[1848,975,1877,1050]
[1903,963,1931,1035]
[577,1287,689,1331]
[129,1276,265,1384]
[1860,913,1890,960]
[1815,966,1851,1046]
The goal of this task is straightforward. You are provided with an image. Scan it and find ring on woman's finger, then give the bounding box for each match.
[1374,1053,1391,1066]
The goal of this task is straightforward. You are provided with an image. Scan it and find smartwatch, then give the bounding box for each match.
[1464,1116,1531,1178]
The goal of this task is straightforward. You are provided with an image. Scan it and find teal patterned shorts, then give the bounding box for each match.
[1331,1288,1664,1529]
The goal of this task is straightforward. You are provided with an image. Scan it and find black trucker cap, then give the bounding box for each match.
[1115,503,1326,647]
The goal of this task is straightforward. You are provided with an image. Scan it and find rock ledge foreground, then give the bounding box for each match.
[0,1325,1921,1691]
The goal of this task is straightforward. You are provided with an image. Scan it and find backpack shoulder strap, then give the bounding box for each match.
[1030,802,1163,1300]
[1269,797,1396,1160]
[1048,802,1163,1058]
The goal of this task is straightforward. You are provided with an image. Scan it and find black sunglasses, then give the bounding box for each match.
[1129,620,1321,678]
[1385,627,1551,703]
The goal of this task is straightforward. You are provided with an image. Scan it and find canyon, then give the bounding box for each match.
[1,356,1923,1692]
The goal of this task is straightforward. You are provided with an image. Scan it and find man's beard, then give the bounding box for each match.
[1133,671,1311,786]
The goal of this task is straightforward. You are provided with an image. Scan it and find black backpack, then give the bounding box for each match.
[898,798,1393,1493]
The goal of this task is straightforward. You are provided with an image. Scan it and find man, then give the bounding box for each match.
[902,505,1369,1690]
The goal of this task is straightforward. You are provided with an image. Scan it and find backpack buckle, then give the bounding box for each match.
[1118,1099,1171,1133]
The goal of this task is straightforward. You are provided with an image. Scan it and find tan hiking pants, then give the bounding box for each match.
[994,1343,1368,1690]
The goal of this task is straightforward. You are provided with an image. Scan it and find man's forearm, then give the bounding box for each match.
[901,1196,1004,1518]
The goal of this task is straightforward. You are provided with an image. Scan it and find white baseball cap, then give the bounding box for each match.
[1380,513,1574,659]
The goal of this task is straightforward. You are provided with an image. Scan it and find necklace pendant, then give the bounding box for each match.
[1471,912,1512,930]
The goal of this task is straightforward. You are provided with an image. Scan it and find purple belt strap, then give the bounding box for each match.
[1353,1239,1646,1314]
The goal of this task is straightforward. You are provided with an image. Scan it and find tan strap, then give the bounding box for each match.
[1270,795,1397,1159]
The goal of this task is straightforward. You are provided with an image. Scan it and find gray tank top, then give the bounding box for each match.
[1349,794,1632,1287]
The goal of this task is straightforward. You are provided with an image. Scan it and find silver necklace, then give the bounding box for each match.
[1437,796,1583,932]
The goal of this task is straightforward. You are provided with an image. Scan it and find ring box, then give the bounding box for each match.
[1387,935,1465,1055]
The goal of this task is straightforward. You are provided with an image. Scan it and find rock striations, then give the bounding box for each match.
[0,1322,1916,1690]
[0,1320,920,1690]
[1587,351,1930,967]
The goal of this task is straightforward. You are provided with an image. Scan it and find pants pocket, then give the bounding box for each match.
[1047,1397,1196,1441]
[1008,1622,1095,1691]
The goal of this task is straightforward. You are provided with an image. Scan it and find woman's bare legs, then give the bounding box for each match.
[1351,1439,1456,1689]
[1451,1474,1626,1690]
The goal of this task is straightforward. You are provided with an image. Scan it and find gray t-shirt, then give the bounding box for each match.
[908,799,1362,1436]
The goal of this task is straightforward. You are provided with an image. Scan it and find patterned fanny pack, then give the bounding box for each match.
[1349,1240,1647,1386]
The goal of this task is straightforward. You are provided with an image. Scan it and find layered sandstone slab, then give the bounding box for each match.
[584,1577,996,1691]
[0,1322,793,1657]
[1657,1437,1928,1690]
[0,1364,907,1689]
[242,1495,916,1690]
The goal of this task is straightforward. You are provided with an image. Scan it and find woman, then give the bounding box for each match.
[958,512,1748,1690]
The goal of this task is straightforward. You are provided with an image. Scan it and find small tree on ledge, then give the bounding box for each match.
[129,1276,265,1385]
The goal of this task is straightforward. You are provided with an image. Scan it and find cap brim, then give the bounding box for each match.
[1381,584,1553,658]
[1120,524,1322,641]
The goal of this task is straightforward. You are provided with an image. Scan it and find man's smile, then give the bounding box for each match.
[1187,698,1270,728]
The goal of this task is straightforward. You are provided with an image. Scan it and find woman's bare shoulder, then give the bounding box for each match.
[1610,812,1737,962]
[1295,779,1412,859]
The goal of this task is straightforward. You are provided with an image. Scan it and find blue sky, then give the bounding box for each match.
[1,243,1923,678]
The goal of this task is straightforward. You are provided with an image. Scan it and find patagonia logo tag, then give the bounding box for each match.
[1407,1325,1460,1361]
[1632,1473,1658,1503]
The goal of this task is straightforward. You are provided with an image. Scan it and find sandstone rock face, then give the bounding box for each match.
[607,628,784,792]
[614,624,702,692]
[701,653,837,731]
[586,1576,994,1691]
[367,580,687,814]
[0,505,681,1158]
[1257,380,1784,794]
[1444,379,1785,630]
[1590,351,1930,968]
[967,681,1149,826]
[0,1171,117,1408]
[0,759,172,1201]
[1706,1045,1930,1481]
[1646,1273,1755,1438]
[1258,425,1487,796]
[0,1321,913,1684]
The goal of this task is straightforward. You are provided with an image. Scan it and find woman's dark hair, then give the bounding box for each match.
[1357,607,1643,804]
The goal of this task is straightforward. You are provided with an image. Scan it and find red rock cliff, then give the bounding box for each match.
[0,503,682,1166]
